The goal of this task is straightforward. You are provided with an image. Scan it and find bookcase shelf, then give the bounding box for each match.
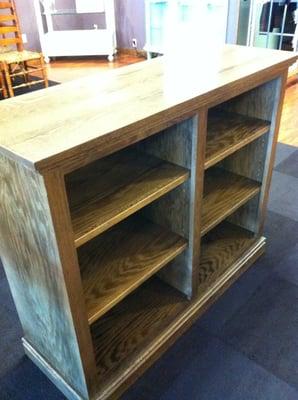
[90,219,258,399]
[199,221,257,291]
[78,216,187,325]
[201,168,261,237]
[205,110,270,169]
[66,150,189,248]
[91,277,189,392]
[1,46,292,400]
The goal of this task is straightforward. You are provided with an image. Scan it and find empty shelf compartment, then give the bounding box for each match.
[199,221,257,292]
[201,168,261,236]
[205,110,270,169]
[66,149,190,247]
[91,277,188,392]
[78,216,188,325]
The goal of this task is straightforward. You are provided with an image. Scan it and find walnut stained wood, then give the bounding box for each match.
[0,45,295,173]
[78,216,187,325]
[66,150,189,247]
[91,278,188,386]
[201,168,261,236]
[205,110,270,169]
[0,45,293,400]
[199,221,256,291]
[219,76,287,235]
[138,114,206,297]
[91,230,264,399]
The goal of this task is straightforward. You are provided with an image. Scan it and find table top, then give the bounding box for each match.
[0,45,296,174]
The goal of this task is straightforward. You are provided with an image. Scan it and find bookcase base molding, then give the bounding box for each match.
[0,45,296,400]
[24,236,265,400]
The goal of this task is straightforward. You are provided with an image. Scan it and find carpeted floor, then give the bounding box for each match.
[0,142,298,400]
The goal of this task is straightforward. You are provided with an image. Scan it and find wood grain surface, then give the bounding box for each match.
[0,45,295,173]
[66,149,189,248]
[91,278,188,386]
[0,44,291,400]
[90,236,265,400]
[78,216,187,325]
[219,76,287,234]
[199,221,256,293]
[220,136,268,233]
[201,168,261,236]
[138,113,206,298]
[0,155,90,398]
[205,110,270,169]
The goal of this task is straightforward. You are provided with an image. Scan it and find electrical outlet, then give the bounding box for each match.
[22,33,28,43]
[132,38,137,48]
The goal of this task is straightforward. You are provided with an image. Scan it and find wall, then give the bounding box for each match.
[15,0,41,50]
[13,1,237,53]
[114,0,146,49]
[13,0,146,51]
[226,0,240,44]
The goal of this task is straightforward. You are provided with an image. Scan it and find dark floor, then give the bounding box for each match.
[1,143,298,400]
[0,78,58,100]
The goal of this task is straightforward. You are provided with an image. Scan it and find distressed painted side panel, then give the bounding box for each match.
[0,155,88,399]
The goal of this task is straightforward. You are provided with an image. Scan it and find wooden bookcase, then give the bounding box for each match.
[0,46,296,400]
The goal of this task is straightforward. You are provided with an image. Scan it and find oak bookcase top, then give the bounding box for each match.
[0,45,296,173]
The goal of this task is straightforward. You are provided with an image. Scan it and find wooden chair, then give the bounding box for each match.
[0,64,8,98]
[0,0,48,97]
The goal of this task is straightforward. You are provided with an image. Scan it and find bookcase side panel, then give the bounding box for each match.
[0,155,91,400]
[255,73,288,234]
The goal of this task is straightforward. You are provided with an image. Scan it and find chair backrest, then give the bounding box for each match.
[0,1,24,52]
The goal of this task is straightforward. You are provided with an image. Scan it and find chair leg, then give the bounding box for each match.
[23,61,31,88]
[2,62,14,97]
[0,70,8,99]
[3,73,8,98]
[40,55,49,88]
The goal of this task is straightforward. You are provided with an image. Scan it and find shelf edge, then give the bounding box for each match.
[94,236,266,400]
[201,185,261,237]
[204,126,270,170]
[74,170,190,248]
[87,237,188,325]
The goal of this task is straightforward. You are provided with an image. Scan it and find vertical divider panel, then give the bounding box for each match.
[137,110,208,298]
[216,75,287,234]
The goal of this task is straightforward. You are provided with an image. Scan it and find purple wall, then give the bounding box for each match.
[15,0,41,50]
[115,0,145,49]
[13,0,146,51]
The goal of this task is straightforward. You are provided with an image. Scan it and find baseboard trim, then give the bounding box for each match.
[117,47,147,59]
[95,237,266,399]
[23,338,83,400]
[23,238,266,400]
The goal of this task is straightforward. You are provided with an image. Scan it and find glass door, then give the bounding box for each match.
[145,0,229,57]
[248,0,298,50]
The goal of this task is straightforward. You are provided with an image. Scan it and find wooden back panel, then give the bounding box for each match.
[0,0,23,51]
